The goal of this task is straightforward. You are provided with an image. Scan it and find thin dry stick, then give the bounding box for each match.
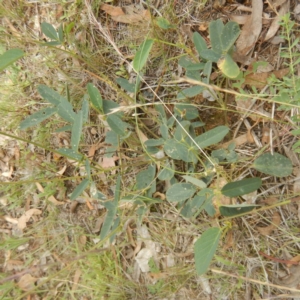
[211,268,300,293]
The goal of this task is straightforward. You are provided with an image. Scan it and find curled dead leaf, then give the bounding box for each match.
[257,211,281,236]
[101,4,124,17]
[18,208,42,230]
[18,274,37,291]
[35,182,64,205]
[244,68,289,89]
[257,197,278,205]
[153,192,166,200]
[101,4,151,24]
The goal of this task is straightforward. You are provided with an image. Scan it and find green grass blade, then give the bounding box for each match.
[0,49,24,71]
[194,227,221,275]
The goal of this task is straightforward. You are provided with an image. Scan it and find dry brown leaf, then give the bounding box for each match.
[258,197,278,205]
[56,164,67,176]
[246,129,255,143]
[286,254,300,268]
[4,215,18,224]
[219,133,248,149]
[271,264,300,288]
[230,14,249,25]
[5,259,24,272]
[18,274,37,291]
[18,208,42,230]
[261,126,270,145]
[236,0,263,56]
[88,143,102,158]
[101,4,151,24]
[85,198,94,210]
[2,165,13,178]
[244,68,289,89]
[264,0,290,41]
[295,2,300,21]
[72,269,82,291]
[101,4,124,17]
[153,192,166,200]
[223,229,234,250]
[99,156,117,170]
[136,126,148,143]
[35,182,64,205]
[235,96,271,122]
[257,211,281,236]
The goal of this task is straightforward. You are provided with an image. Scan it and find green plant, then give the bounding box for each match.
[176,19,240,102]
[266,13,300,153]
[18,17,295,281]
